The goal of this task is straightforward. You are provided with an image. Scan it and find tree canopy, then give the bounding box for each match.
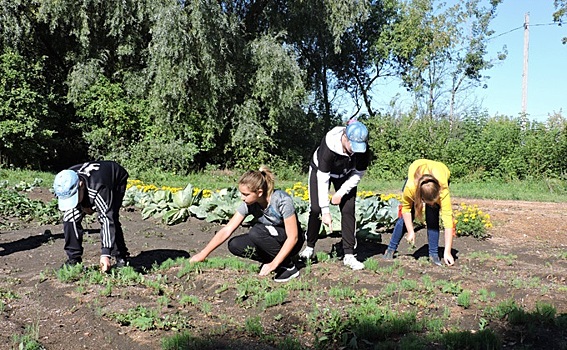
[1,0,565,181]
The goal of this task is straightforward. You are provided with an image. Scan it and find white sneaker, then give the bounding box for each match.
[299,247,315,260]
[343,254,364,270]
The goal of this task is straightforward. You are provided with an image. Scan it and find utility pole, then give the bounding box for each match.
[521,12,529,119]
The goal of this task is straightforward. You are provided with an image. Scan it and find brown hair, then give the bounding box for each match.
[238,165,275,197]
[413,172,441,221]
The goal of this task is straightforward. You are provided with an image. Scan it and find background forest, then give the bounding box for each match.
[1,0,566,182]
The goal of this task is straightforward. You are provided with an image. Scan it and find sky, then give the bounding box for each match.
[343,0,567,122]
[480,0,567,121]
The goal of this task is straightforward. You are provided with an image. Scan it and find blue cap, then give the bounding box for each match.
[346,121,368,153]
[53,169,79,211]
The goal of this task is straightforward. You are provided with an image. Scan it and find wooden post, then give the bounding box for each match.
[521,12,529,118]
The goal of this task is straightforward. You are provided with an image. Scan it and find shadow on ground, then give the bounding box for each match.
[0,231,64,256]
[129,249,190,273]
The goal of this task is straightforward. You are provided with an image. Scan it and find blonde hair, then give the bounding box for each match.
[238,165,275,197]
[413,170,441,221]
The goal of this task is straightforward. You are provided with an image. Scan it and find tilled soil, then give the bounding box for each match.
[1,189,566,349]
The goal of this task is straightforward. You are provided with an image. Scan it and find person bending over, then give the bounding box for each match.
[53,161,130,272]
[190,166,304,282]
[383,159,455,266]
[299,120,370,270]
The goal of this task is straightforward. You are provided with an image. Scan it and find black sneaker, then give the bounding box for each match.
[274,265,299,283]
[430,255,443,266]
[115,257,129,268]
[61,258,82,269]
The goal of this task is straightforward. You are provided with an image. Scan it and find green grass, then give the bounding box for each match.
[3,168,567,202]
[38,253,567,349]
[12,323,44,350]
[0,168,54,187]
[264,288,289,308]
[449,178,567,202]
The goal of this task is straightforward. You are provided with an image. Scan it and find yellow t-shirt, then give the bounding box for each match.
[401,159,452,228]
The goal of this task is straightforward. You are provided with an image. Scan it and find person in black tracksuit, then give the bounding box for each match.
[299,121,370,270]
[53,161,129,271]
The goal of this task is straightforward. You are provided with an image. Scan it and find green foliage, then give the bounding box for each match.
[229,34,309,169]
[454,203,492,239]
[127,180,401,238]
[127,184,204,225]
[355,195,400,241]
[366,111,567,184]
[441,328,500,350]
[108,306,190,331]
[189,187,250,224]
[1,0,566,183]
[508,302,557,327]
[55,263,85,282]
[68,74,150,161]
[125,136,202,175]
[161,331,212,350]
[328,285,357,300]
[0,180,60,226]
[264,289,289,308]
[12,323,44,350]
[553,0,567,33]
[245,316,264,336]
[435,280,463,296]
[0,50,56,168]
[456,290,472,309]
[400,0,504,119]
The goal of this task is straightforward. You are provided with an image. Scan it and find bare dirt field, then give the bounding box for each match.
[1,188,566,349]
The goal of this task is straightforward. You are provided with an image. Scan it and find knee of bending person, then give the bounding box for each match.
[227,236,240,255]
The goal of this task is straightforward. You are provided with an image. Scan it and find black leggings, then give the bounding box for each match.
[227,223,304,268]
[305,166,357,255]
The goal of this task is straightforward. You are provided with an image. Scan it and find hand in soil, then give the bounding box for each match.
[259,262,276,276]
[405,232,416,247]
[100,256,111,272]
[444,253,455,266]
[189,251,207,263]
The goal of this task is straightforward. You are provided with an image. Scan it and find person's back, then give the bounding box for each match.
[53,160,130,272]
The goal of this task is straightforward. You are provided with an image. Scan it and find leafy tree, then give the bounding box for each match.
[401,0,505,122]
[553,0,567,44]
[144,1,313,172]
[286,0,368,130]
[331,0,410,118]
[228,34,308,169]
[0,50,56,168]
[67,73,150,161]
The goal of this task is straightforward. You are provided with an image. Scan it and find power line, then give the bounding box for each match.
[489,25,523,40]
[488,22,561,41]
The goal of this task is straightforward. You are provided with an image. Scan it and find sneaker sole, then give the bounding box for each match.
[345,264,364,270]
[274,270,300,283]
